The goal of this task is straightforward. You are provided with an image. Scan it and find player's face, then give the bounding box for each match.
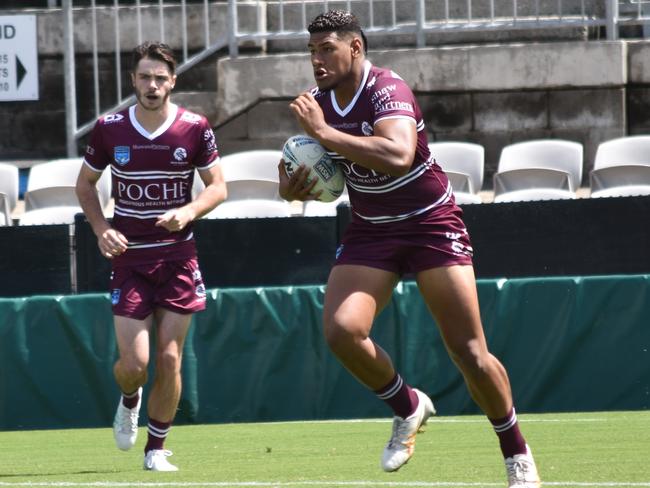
[131,57,176,112]
[308,31,358,90]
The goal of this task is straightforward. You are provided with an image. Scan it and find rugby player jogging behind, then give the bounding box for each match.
[76,42,226,472]
[278,10,540,487]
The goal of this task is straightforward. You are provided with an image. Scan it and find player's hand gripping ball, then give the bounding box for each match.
[282,135,345,202]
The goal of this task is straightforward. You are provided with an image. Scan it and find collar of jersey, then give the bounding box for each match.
[330,60,371,117]
[129,103,179,140]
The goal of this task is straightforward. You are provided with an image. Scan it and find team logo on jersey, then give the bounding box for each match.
[173,147,188,162]
[180,111,202,124]
[335,244,345,260]
[114,146,130,166]
[111,289,121,305]
[85,145,95,156]
[195,283,207,299]
[361,121,374,136]
[204,129,217,152]
[104,113,124,124]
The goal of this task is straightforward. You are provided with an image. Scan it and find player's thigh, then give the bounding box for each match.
[415,265,487,352]
[324,264,399,336]
[153,308,193,355]
[114,314,154,364]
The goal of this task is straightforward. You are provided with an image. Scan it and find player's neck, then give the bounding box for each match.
[134,101,173,133]
[333,61,365,107]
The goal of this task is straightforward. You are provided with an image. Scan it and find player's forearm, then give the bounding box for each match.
[314,125,413,177]
[185,182,227,220]
[76,181,111,237]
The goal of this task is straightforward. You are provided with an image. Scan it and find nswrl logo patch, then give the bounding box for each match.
[114,146,130,166]
[111,289,121,305]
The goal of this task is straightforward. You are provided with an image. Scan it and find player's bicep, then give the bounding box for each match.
[77,163,103,187]
[198,163,225,188]
[374,117,418,158]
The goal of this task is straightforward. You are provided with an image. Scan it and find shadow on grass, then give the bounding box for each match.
[0,469,122,478]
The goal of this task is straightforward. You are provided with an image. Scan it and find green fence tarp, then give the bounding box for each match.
[1,275,649,430]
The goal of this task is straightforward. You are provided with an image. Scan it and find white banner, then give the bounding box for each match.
[0,15,38,101]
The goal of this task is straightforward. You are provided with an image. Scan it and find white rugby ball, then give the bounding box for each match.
[282,135,345,202]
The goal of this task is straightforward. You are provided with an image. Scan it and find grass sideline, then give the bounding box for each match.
[0,411,649,487]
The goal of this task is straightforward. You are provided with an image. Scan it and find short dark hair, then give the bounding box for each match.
[308,10,368,54]
[131,41,177,75]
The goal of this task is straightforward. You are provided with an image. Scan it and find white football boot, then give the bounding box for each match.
[381,389,436,472]
[505,445,541,488]
[143,449,179,472]
[113,386,142,451]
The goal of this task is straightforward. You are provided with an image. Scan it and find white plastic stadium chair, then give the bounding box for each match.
[593,135,650,170]
[0,163,19,226]
[493,168,576,203]
[24,158,111,211]
[497,139,584,191]
[0,193,12,226]
[19,206,84,226]
[193,150,284,202]
[203,199,292,219]
[428,142,484,204]
[590,164,650,198]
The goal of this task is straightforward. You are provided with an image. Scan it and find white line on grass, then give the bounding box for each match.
[2,482,650,487]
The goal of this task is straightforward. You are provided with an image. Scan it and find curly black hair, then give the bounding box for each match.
[308,10,368,54]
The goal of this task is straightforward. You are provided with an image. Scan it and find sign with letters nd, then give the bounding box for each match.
[0,15,38,101]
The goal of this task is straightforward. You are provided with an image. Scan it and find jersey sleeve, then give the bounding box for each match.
[370,77,418,126]
[194,118,220,170]
[83,119,111,172]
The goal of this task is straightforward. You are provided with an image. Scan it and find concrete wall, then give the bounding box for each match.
[213,40,649,186]
[2,4,650,189]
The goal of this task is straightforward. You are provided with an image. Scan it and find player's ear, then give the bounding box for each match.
[170,73,177,90]
[350,36,363,58]
[130,72,136,87]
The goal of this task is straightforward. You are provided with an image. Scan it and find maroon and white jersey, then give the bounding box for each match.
[314,61,454,224]
[83,104,219,266]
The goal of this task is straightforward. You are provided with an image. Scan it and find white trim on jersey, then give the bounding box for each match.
[199,155,221,171]
[353,180,453,224]
[111,166,193,180]
[127,232,194,249]
[129,103,179,140]
[345,159,435,194]
[113,206,168,219]
[374,114,419,128]
[82,158,104,173]
[330,60,372,117]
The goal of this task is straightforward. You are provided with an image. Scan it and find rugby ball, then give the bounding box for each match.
[282,135,345,202]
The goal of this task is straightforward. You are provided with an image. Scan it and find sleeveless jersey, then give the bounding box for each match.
[315,61,454,224]
[83,104,219,266]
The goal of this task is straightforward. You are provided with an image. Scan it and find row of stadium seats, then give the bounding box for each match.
[192,134,650,217]
[431,135,650,205]
[2,134,650,225]
[191,149,349,219]
[0,158,111,226]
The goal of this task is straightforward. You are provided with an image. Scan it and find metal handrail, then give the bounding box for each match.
[63,0,650,156]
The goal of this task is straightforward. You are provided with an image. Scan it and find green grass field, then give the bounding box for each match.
[1,411,649,487]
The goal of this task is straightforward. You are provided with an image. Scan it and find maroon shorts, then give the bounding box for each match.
[335,206,474,275]
[110,258,207,320]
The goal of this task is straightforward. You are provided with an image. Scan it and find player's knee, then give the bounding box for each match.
[448,340,490,378]
[323,316,360,353]
[155,350,182,376]
[116,358,148,381]
[323,321,346,352]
